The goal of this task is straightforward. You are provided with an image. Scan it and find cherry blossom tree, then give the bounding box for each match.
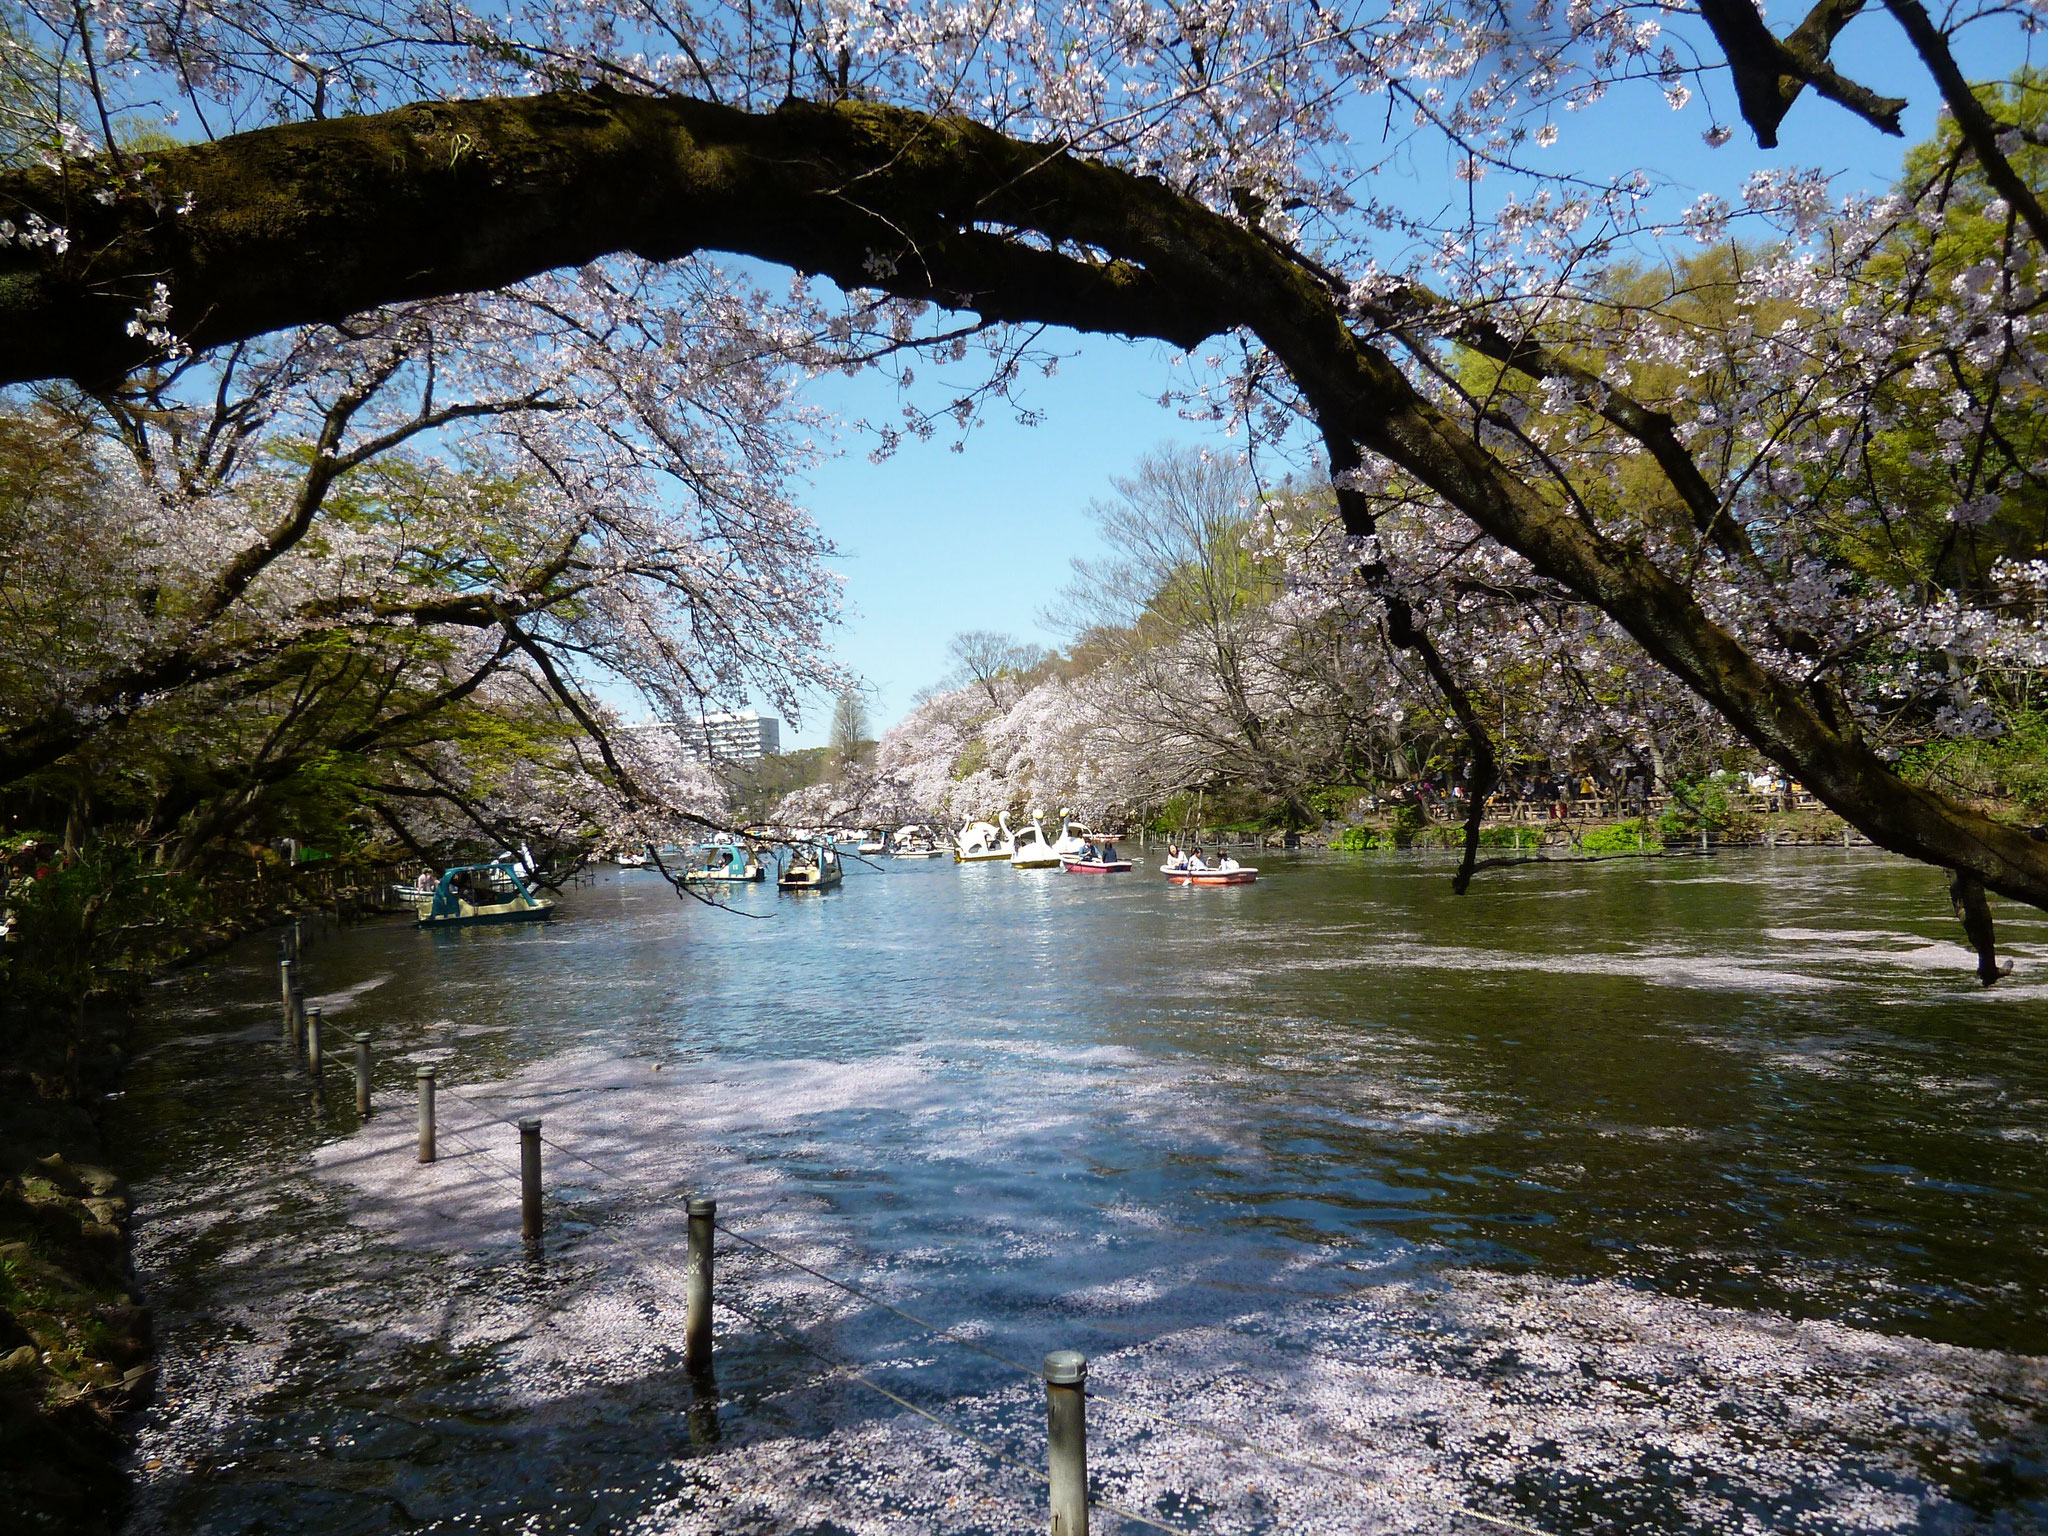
[0,265,843,867]
[941,631,1052,712]
[3,0,2047,976]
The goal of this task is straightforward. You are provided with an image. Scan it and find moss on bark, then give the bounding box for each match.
[1,89,2046,923]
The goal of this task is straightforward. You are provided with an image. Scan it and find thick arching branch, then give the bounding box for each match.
[1697,0,1906,147]
[0,90,1209,387]
[2,89,2046,921]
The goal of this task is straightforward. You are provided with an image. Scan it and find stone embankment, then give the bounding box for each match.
[0,1010,150,1535]
[0,866,415,1531]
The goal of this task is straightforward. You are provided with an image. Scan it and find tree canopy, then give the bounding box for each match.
[3,0,2048,978]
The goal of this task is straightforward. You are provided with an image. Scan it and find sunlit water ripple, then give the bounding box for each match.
[115,850,2048,1533]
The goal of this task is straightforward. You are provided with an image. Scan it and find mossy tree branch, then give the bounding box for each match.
[3,88,2045,923]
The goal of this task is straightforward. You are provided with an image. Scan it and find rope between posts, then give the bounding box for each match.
[440,1085,640,1192]
[142,1106,520,1220]
[433,1086,1046,1381]
[432,1118,526,1190]
[419,1080,1564,1536]
[710,1216,1045,1382]
[708,1215,1557,1536]
[713,1291,1194,1536]
[720,1220,1552,1536]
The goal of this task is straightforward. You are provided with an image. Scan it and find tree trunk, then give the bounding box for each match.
[2,91,2045,915]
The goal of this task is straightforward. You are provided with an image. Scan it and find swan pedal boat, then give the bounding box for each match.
[1013,814,1089,869]
[955,815,1014,862]
[1061,856,1132,872]
[1160,863,1258,885]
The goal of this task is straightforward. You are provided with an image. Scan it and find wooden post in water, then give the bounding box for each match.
[303,1005,322,1077]
[685,1197,716,1376]
[1044,1350,1088,1536]
[279,959,295,1038]
[352,1032,372,1119]
[416,1068,437,1162]
[519,1118,543,1243]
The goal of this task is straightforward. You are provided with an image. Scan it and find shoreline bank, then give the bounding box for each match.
[0,883,381,1533]
[0,1001,148,1535]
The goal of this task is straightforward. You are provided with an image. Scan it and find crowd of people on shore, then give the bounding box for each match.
[1361,765,1809,822]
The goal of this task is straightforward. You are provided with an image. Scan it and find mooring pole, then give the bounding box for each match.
[416,1068,437,1163]
[519,1118,543,1243]
[279,958,295,1035]
[303,1004,322,1077]
[1044,1350,1088,1536]
[685,1197,716,1376]
[352,1032,372,1119]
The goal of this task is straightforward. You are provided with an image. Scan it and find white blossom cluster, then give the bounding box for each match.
[2,262,857,849]
[11,0,2048,828]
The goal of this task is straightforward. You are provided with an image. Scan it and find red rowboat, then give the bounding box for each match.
[1160,864,1258,885]
[1061,857,1133,872]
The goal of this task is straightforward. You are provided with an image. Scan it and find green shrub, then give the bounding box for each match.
[1331,825,1389,850]
[1580,818,1652,853]
[1660,777,1761,841]
[1389,804,1426,847]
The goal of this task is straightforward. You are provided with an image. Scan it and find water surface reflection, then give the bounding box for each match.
[118,851,2048,1533]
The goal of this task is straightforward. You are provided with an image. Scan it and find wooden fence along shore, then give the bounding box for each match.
[1150,789,1874,852]
[243,811,1888,1536]
[276,910,1546,1536]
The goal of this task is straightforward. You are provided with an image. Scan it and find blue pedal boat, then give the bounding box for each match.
[417,863,556,928]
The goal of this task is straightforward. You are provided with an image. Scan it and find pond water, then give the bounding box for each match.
[113,850,2048,1534]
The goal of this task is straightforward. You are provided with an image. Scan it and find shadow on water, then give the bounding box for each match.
[113,851,2048,1533]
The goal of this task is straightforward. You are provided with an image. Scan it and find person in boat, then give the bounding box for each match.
[1165,843,1185,869]
[1079,839,1099,862]
[1186,850,1209,872]
[1218,854,1241,872]
[1101,840,1120,862]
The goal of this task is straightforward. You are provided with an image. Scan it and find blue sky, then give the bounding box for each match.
[777,338,1198,746]
[748,15,2026,747]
